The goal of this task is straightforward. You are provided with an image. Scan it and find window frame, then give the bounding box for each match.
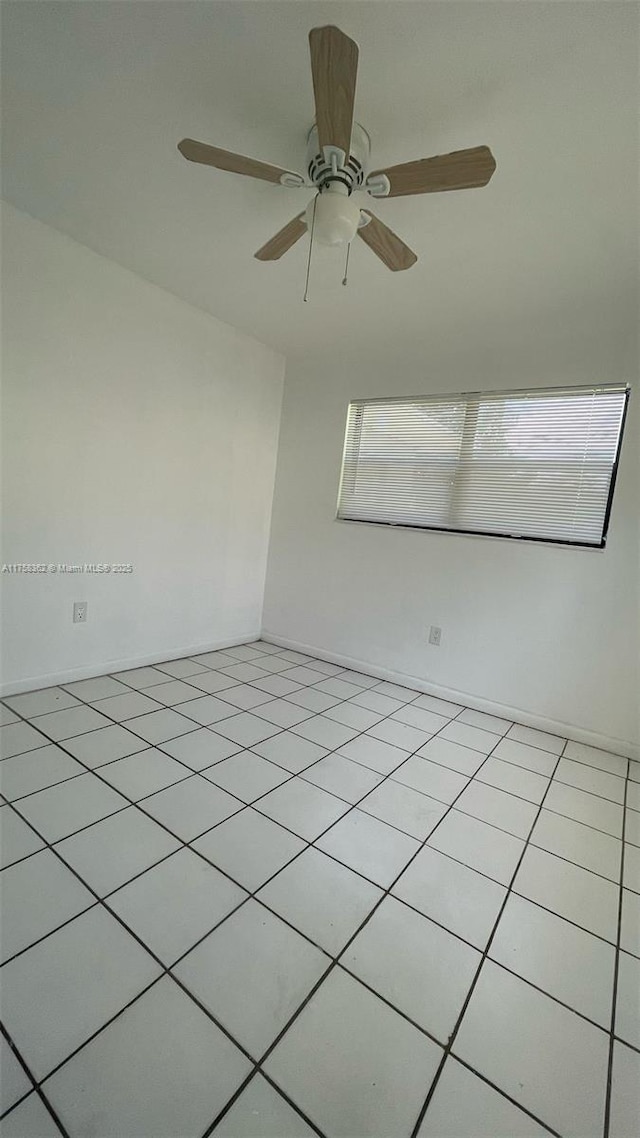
[335,383,630,550]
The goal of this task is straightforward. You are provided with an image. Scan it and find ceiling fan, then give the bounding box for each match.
[178,25,496,273]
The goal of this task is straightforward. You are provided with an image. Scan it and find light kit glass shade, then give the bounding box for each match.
[306,188,362,246]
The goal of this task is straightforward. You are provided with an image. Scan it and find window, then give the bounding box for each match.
[337,384,629,548]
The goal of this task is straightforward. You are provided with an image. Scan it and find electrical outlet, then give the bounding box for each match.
[428,625,441,646]
[73,601,88,624]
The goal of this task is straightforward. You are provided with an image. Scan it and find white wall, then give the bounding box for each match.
[263,312,639,756]
[1,203,284,692]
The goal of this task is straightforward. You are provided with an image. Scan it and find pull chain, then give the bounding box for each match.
[303,196,318,303]
[342,241,351,287]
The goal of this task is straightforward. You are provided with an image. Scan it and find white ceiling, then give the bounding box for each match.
[2,1,637,357]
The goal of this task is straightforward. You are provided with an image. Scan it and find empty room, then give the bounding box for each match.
[0,2,638,1137]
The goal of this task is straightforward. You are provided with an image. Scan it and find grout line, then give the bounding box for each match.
[408,743,568,1137]
[603,769,630,1138]
[1,646,634,1136]
[0,1022,68,1135]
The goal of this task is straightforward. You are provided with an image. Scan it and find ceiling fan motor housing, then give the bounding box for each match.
[306,122,371,193]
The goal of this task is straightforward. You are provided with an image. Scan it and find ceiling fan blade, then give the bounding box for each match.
[255,213,307,261]
[358,211,417,271]
[370,145,496,197]
[309,26,359,156]
[178,139,302,185]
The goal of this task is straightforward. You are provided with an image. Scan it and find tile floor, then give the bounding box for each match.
[1,641,638,1138]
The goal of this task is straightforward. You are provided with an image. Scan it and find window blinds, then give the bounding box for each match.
[337,384,629,547]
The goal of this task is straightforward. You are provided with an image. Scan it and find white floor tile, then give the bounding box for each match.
[626,781,640,811]
[1,906,160,1079]
[154,658,209,679]
[141,776,242,841]
[492,736,557,776]
[286,686,342,712]
[165,694,237,725]
[44,977,250,1137]
[160,728,242,770]
[97,748,188,800]
[419,1057,550,1137]
[213,712,282,748]
[531,808,621,882]
[193,808,305,891]
[125,708,199,745]
[280,666,328,685]
[91,691,163,722]
[175,900,328,1058]
[323,701,383,731]
[0,1035,31,1114]
[31,705,112,741]
[0,805,45,868]
[273,651,314,665]
[250,655,297,673]
[477,756,549,804]
[359,779,447,840]
[0,745,84,801]
[214,684,273,710]
[338,733,409,775]
[625,807,640,847]
[213,1073,316,1137]
[417,735,486,776]
[392,754,469,804]
[564,740,628,778]
[456,708,513,736]
[628,762,640,784]
[226,645,269,662]
[455,780,538,839]
[514,845,619,942]
[192,651,239,668]
[367,718,432,753]
[440,721,500,755]
[412,693,464,716]
[253,699,313,728]
[307,659,344,676]
[609,1040,640,1138]
[259,846,381,955]
[264,967,442,1138]
[338,670,379,688]
[313,677,364,700]
[251,675,303,698]
[391,705,448,735]
[109,848,247,964]
[350,689,405,715]
[372,681,421,701]
[620,888,639,956]
[454,959,609,1138]
[0,704,19,726]
[1,848,94,962]
[427,809,525,886]
[113,666,175,689]
[62,724,148,767]
[615,950,640,1050]
[188,670,241,695]
[5,687,80,718]
[55,806,180,896]
[13,772,128,844]
[257,778,349,841]
[219,663,270,683]
[316,808,420,888]
[544,780,623,837]
[490,892,615,1027]
[506,724,565,755]
[555,756,625,803]
[251,730,327,774]
[291,715,359,750]
[301,752,383,803]
[64,675,133,701]
[393,844,506,950]
[623,842,640,892]
[345,896,481,1041]
[1,722,50,759]
[0,1095,61,1137]
[204,751,289,803]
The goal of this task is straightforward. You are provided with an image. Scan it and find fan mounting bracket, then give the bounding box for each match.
[306,122,370,194]
[279,171,306,188]
[364,172,391,198]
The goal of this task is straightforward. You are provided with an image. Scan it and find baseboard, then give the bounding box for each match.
[261,630,640,763]
[0,630,261,697]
